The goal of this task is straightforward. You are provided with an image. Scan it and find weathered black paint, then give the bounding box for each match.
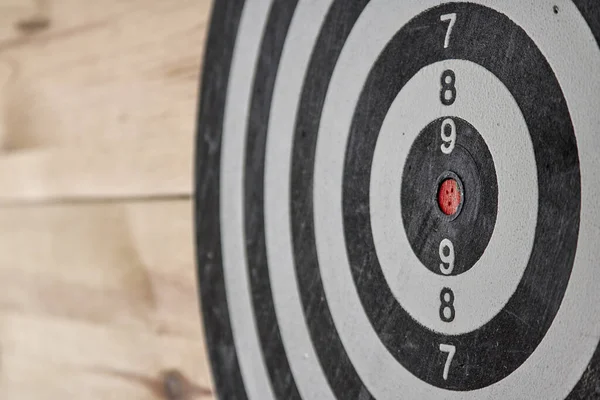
[288,0,375,399]
[343,3,581,390]
[194,0,248,399]
[243,1,301,398]
[401,117,498,276]
[195,0,598,397]
[342,2,580,390]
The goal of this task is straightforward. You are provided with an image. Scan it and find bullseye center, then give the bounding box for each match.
[438,178,461,216]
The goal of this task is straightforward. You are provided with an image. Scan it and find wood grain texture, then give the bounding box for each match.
[0,200,214,399]
[0,0,217,398]
[0,0,209,202]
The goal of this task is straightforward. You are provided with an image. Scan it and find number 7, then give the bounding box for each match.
[439,344,456,380]
[440,13,457,49]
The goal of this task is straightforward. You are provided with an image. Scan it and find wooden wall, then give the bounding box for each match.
[0,1,213,398]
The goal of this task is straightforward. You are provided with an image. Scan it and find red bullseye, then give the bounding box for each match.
[438,178,461,216]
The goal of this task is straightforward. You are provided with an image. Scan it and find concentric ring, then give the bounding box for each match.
[400,116,498,276]
[196,0,600,398]
[318,1,579,390]
[264,0,339,398]
[369,59,537,337]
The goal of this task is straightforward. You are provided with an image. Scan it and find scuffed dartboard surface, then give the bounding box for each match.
[195,1,600,399]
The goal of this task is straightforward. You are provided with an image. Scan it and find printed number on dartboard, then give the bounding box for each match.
[438,66,457,323]
[438,14,458,383]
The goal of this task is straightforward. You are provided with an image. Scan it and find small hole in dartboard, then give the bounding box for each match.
[553,5,559,14]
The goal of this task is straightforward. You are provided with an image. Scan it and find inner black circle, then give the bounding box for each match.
[342,2,580,391]
[402,117,498,276]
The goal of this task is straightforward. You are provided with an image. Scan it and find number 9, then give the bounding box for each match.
[440,118,456,154]
[439,238,455,275]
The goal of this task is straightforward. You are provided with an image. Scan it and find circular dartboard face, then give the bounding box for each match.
[195,1,600,399]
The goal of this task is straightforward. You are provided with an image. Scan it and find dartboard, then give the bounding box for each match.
[195,1,600,398]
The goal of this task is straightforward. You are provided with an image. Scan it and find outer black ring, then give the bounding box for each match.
[195,0,248,399]
[199,1,375,399]
[401,116,498,276]
[342,2,580,390]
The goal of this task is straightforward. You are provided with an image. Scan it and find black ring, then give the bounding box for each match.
[195,0,248,398]
[401,116,498,275]
[342,2,580,390]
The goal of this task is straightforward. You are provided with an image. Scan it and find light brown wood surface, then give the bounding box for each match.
[0,0,214,398]
[0,0,206,202]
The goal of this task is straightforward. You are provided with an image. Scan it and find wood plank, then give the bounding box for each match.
[0,200,215,399]
[0,0,209,200]
[0,314,213,400]
[0,135,192,203]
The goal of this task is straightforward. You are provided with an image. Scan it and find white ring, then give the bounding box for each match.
[220,0,275,398]
[312,0,600,398]
[370,59,537,335]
